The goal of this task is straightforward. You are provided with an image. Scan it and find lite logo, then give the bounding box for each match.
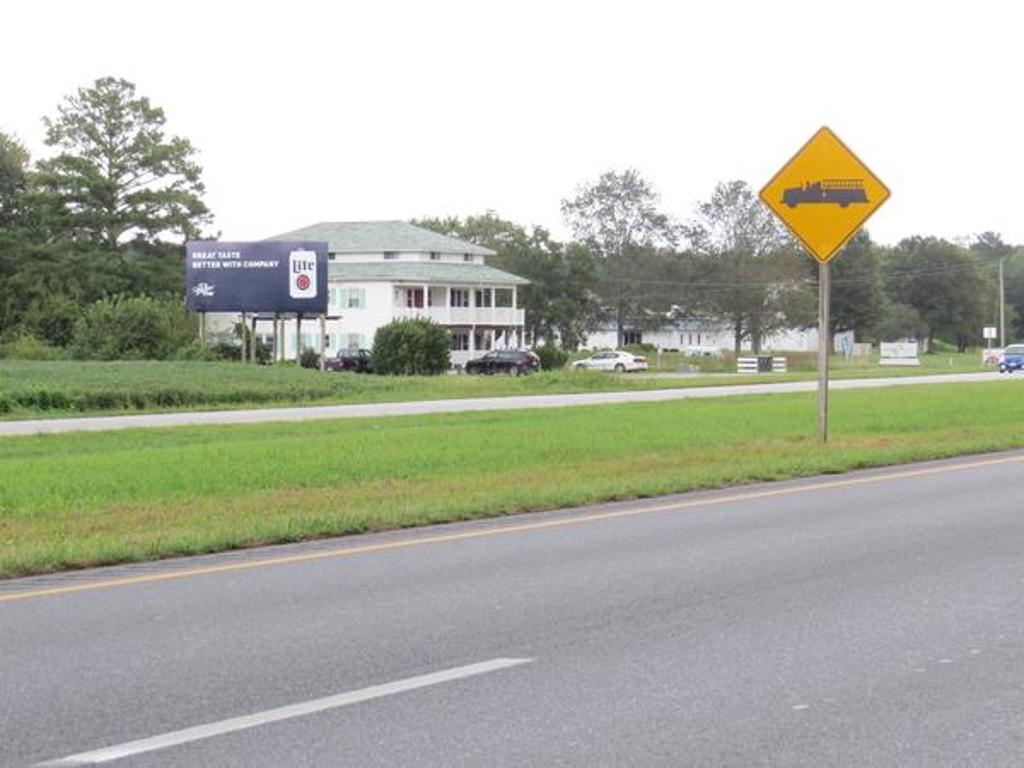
[289,250,318,299]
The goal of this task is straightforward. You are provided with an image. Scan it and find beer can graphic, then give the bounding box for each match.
[289,249,318,299]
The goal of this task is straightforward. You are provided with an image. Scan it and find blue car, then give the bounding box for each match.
[999,344,1024,373]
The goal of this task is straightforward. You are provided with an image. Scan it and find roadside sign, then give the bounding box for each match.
[984,326,998,340]
[759,127,890,264]
[760,127,890,443]
[185,241,328,314]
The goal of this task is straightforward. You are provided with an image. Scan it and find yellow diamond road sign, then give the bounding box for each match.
[760,127,890,264]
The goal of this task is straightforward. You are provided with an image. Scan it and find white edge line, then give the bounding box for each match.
[39,657,533,766]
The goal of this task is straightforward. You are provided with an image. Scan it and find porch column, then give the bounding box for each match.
[318,314,326,371]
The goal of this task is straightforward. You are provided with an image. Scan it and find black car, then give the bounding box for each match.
[323,348,373,373]
[464,350,540,376]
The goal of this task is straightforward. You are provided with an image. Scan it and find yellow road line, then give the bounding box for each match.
[3,453,1022,604]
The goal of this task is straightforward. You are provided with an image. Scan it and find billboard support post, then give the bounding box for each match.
[295,314,302,364]
[273,313,280,362]
[319,314,326,372]
[250,315,258,364]
[240,312,247,363]
[198,313,206,347]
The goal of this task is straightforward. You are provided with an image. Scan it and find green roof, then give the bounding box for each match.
[327,261,529,286]
[267,221,495,256]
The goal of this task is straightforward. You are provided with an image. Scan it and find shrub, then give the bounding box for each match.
[535,344,569,370]
[300,349,321,369]
[624,342,657,355]
[19,294,82,347]
[172,341,218,362]
[0,333,62,360]
[71,295,197,360]
[372,318,450,375]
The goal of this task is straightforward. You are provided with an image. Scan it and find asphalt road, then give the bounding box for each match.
[0,371,1003,436]
[4,450,1024,766]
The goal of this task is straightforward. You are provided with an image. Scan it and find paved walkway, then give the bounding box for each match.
[0,372,1003,437]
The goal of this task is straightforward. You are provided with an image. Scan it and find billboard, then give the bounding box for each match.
[185,241,329,313]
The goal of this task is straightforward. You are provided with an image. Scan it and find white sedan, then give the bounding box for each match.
[573,350,649,373]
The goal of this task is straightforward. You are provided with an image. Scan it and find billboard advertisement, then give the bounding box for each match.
[185,241,329,313]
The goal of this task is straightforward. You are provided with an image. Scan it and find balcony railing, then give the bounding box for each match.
[394,306,524,325]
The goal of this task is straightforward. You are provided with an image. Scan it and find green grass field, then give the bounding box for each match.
[0,353,990,419]
[0,380,1020,578]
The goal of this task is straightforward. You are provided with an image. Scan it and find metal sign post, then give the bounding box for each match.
[818,263,830,443]
[759,126,890,443]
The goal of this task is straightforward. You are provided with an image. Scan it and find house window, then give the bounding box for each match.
[429,252,440,261]
[383,252,398,260]
[474,288,492,307]
[494,288,513,308]
[463,254,473,262]
[450,330,470,351]
[345,333,363,350]
[451,288,470,308]
[331,287,365,310]
[622,330,643,346]
[405,288,424,308]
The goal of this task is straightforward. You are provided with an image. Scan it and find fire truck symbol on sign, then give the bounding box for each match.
[783,179,868,208]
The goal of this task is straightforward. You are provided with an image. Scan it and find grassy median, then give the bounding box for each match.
[0,353,989,418]
[0,380,1021,578]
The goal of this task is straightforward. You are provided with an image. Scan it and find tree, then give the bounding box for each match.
[970,232,1017,340]
[0,132,29,227]
[683,180,813,355]
[561,169,677,346]
[0,132,36,334]
[0,79,213,340]
[885,236,992,352]
[415,212,600,349]
[825,230,885,347]
[35,77,210,248]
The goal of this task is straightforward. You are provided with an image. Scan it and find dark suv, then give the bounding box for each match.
[464,350,540,376]
[323,348,373,373]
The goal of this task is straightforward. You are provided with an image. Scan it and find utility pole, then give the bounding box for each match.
[999,257,1006,349]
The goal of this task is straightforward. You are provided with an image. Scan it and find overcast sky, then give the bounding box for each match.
[5,0,1021,246]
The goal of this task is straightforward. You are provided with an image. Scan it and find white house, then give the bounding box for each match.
[208,221,529,367]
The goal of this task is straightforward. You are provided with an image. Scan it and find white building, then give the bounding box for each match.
[581,318,853,354]
[209,221,529,367]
